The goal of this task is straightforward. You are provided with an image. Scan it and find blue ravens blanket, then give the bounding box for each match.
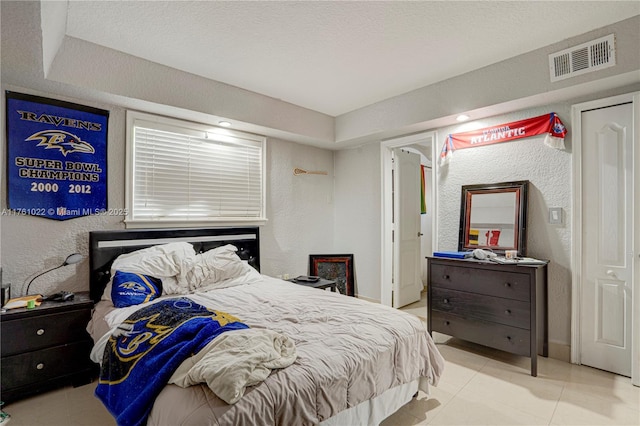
[95,297,249,426]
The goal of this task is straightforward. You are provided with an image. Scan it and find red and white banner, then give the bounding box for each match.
[439,112,566,165]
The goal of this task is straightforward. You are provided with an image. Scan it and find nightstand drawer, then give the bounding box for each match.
[0,340,93,391]
[1,309,91,356]
[430,263,530,301]
[431,287,531,329]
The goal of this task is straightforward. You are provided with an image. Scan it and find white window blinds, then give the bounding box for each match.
[127,113,265,224]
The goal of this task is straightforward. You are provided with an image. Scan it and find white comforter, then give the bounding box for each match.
[171,328,297,404]
[89,275,445,425]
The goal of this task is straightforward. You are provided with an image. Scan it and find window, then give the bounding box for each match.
[125,111,266,227]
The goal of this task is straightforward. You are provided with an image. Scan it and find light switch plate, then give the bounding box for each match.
[549,207,562,224]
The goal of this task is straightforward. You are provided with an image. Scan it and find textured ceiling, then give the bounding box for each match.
[64,1,640,116]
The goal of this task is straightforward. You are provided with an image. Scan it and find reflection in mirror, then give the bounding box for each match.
[458,181,529,256]
[469,192,517,247]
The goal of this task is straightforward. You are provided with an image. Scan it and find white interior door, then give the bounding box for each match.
[580,102,633,377]
[393,149,422,308]
[421,165,433,285]
[381,131,437,308]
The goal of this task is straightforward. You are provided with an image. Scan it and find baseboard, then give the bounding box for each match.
[356,294,379,303]
[548,341,571,363]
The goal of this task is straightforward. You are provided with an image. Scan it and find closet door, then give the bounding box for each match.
[579,101,633,377]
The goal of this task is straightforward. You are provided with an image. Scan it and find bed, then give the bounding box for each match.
[87,227,444,426]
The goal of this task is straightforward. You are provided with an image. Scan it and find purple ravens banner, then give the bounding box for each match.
[6,92,108,220]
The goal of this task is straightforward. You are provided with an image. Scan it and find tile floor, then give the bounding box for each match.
[383,294,640,425]
[3,293,639,425]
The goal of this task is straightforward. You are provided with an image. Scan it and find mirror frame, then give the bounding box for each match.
[458,180,529,256]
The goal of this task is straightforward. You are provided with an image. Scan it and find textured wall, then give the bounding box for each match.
[0,89,335,298]
[331,104,574,346]
[334,144,381,300]
[261,138,335,278]
[333,143,436,301]
[323,89,640,351]
[0,90,127,297]
[436,105,573,346]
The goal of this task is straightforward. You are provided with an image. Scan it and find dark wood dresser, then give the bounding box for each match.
[0,292,96,402]
[427,257,548,376]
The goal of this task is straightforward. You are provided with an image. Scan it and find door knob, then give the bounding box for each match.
[606,270,617,278]
[418,232,424,237]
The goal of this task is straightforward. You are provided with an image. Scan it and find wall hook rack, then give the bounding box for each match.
[293,168,327,176]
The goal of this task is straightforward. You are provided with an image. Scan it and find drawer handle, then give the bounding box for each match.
[506,336,512,341]
[504,309,511,315]
[36,328,45,336]
[504,282,512,288]
[442,274,450,280]
[444,321,450,326]
[36,363,45,370]
[443,298,450,304]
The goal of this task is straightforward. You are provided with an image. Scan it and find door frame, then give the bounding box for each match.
[380,131,438,306]
[570,92,640,385]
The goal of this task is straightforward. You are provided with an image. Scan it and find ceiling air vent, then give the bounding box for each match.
[549,34,616,82]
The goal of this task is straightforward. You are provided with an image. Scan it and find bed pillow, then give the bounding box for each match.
[101,242,196,302]
[111,271,163,308]
[187,244,261,291]
[196,263,262,292]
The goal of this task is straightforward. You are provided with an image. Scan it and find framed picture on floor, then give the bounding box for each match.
[309,254,354,296]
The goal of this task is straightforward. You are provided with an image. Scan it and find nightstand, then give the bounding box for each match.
[288,278,337,292]
[0,291,97,402]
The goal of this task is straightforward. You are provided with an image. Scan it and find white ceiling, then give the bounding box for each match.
[63,1,640,117]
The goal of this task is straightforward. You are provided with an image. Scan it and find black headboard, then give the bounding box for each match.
[89,227,260,303]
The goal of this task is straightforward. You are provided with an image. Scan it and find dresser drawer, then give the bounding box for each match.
[431,311,531,357]
[1,309,91,356]
[0,340,93,392]
[431,287,531,329]
[430,263,530,302]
